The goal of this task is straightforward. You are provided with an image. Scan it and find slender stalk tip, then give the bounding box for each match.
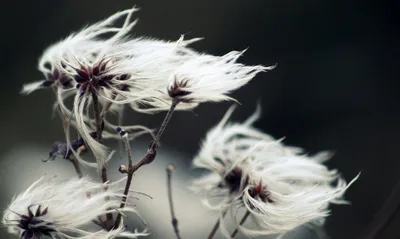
[166,163,182,239]
[167,164,176,173]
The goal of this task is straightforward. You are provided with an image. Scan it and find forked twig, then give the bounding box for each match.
[114,99,180,227]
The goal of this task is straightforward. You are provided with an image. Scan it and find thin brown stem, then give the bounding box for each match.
[150,99,179,149]
[118,108,124,160]
[92,92,108,183]
[114,137,133,227]
[114,135,133,227]
[91,92,113,228]
[124,137,133,167]
[114,99,180,227]
[100,102,113,118]
[101,167,108,183]
[130,99,179,172]
[68,157,83,178]
[166,164,182,239]
[91,92,103,141]
[231,211,251,238]
[114,172,133,226]
[100,97,115,118]
[207,211,227,239]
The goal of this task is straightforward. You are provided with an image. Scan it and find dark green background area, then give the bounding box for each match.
[0,0,398,239]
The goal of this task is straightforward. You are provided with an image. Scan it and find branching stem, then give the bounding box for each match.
[92,92,113,229]
[114,99,180,227]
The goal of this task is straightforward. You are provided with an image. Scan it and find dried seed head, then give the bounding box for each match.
[22,7,139,95]
[167,51,275,104]
[191,105,360,238]
[2,176,148,239]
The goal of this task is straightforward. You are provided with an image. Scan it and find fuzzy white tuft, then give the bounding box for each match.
[21,8,138,95]
[191,106,359,238]
[167,51,275,104]
[235,161,360,238]
[2,176,147,239]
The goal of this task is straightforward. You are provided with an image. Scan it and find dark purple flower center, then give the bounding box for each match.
[221,167,248,193]
[248,182,273,203]
[18,206,54,239]
[168,79,191,100]
[218,166,273,203]
[74,59,130,95]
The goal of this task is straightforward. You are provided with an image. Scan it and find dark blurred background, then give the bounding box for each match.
[0,0,399,239]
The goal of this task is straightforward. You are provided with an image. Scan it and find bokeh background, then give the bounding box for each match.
[0,0,399,239]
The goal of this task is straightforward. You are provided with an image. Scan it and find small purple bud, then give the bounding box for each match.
[168,80,191,98]
[116,127,127,137]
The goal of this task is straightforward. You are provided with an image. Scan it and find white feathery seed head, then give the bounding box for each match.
[102,35,203,110]
[21,7,139,94]
[232,158,360,238]
[2,176,147,239]
[95,35,202,113]
[192,104,274,171]
[167,50,275,104]
[191,105,360,238]
[191,105,278,212]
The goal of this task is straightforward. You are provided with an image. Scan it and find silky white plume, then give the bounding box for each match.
[21,7,139,95]
[167,51,275,104]
[191,105,359,238]
[2,176,147,239]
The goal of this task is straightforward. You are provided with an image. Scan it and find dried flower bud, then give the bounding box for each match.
[119,164,129,174]
[117,127,128,138]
